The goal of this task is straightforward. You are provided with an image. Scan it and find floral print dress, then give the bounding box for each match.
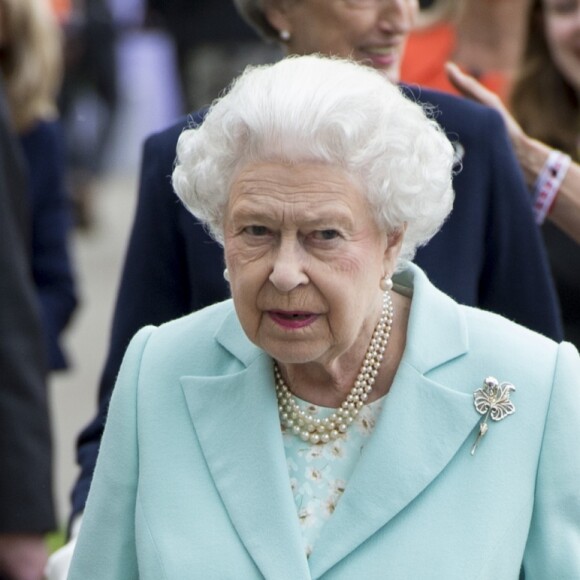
[281,395,385,557]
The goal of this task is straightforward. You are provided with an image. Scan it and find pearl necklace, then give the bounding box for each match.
[274,291,394,444]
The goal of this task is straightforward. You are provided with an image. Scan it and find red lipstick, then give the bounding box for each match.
[268,311,319,329]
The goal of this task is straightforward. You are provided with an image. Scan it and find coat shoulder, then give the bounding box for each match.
[460,303,564,382]
[401,84,504,136]
[135,300,250,376]
[463,304,558,347]
[157,298,236,340]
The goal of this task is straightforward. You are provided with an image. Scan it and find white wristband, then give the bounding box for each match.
[532,150,571,225]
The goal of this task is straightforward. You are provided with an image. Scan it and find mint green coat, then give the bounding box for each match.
[68,265,580,579]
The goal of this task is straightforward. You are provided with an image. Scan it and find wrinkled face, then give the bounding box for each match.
[543,0,580,93]
[223,161,401,366]
[265,0,419,82]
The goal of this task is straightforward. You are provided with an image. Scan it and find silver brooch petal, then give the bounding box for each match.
[470,376,516,455]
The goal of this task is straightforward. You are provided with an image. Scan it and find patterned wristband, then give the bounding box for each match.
[532,150,572,225]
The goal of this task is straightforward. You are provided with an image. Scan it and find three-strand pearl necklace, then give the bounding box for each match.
[274,291,394,444]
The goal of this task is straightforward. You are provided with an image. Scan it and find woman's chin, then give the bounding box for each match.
[261,341,328,367]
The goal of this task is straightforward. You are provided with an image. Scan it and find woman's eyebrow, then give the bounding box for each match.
[231,203,355,228]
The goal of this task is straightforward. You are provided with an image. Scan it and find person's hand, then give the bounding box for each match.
[43,515,82,580]
[0,534,48,580]
[445,62,527,154]
[446,61,564,191]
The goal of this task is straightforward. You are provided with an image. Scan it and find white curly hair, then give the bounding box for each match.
[172,54,455,266]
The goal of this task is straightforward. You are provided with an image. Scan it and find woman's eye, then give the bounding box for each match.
[244,225,270,236]
[312,229,341,241]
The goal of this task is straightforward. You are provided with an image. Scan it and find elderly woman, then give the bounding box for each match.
[45,3,563,576]
[67,55,579,579]
[47,1,565,576]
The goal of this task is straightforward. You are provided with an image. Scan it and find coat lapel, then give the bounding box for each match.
[309,265,480,578]
[179,310,311,579]
[179,266,483,579]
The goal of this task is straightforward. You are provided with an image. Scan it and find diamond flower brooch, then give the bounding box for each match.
[470,376,516,456]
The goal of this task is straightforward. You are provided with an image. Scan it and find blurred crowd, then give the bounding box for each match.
[0,0,578,578]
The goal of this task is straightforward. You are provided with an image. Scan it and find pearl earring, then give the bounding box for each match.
[223,268,230,282]
[380,275,393,292]
[279,30,291,42]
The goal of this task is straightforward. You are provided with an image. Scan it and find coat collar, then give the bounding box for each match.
[180,264,478,579]
[180,315,311,579]
[308,264,475,577]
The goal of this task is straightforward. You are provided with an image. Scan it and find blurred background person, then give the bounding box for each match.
[0,76,56,580]
[57,0,118,229]
[402,0,532,101]
[448,0,580,349]
[145,0,282,112]
[0,0,78,372]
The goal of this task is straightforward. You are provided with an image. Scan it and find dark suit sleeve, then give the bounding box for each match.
[476,109,563,340]
[0,89,55,533]
[71,122,199,518]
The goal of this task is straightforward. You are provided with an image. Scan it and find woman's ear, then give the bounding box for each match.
[263,0,293,37]
[383,225,406,272]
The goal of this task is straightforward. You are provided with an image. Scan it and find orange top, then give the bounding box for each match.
[401,23,510,102]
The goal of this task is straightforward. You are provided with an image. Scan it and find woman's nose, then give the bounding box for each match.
[268,240,309,293]
[377,0,416,33]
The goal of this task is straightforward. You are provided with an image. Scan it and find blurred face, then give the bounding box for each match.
[543,0,580,93]
[265,0,418,82]
[223,161,401,368]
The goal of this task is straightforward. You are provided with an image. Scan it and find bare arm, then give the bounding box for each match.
[446,62,580,244]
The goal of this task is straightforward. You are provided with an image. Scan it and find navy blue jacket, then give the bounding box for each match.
[20,120,77,370]
[71,86,562,517]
